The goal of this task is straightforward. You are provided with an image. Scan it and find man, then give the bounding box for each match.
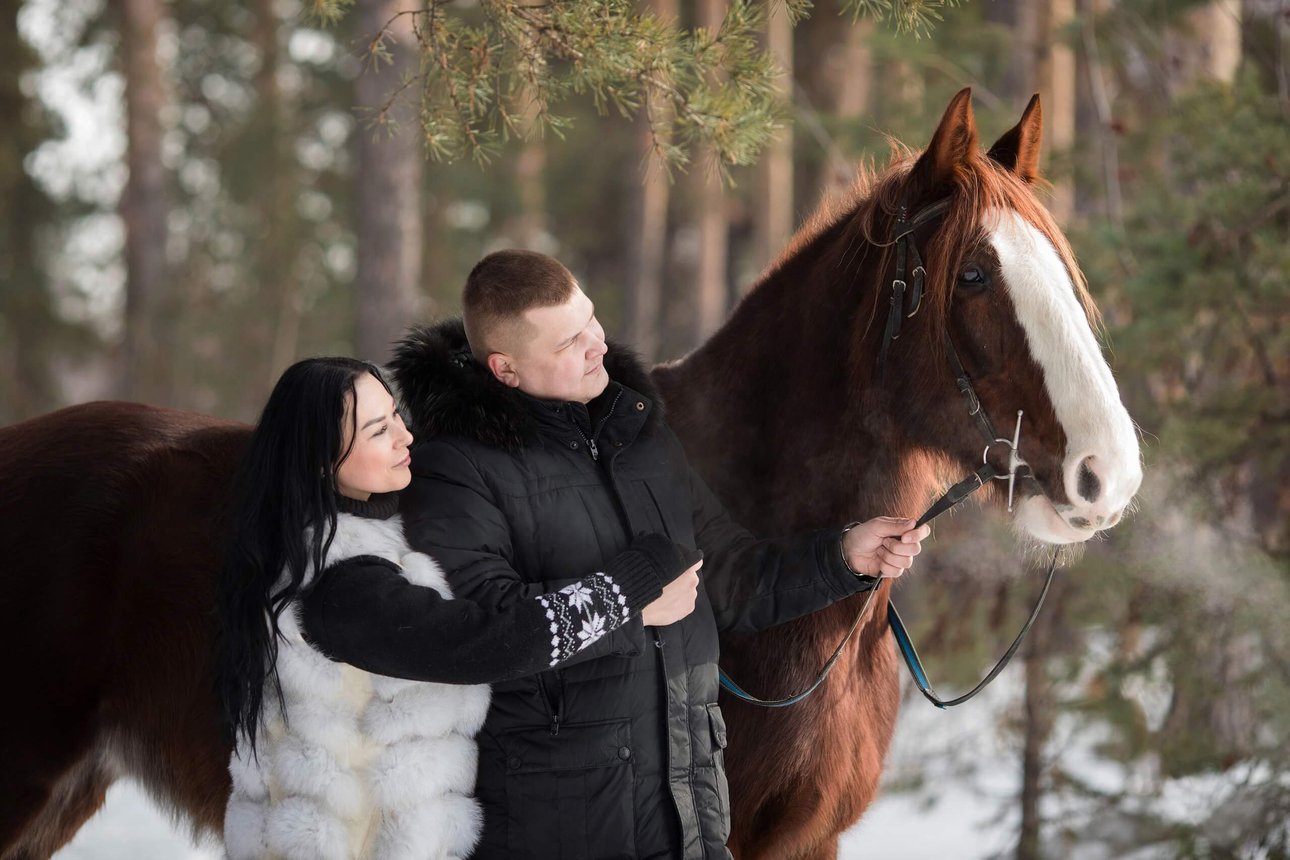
[390,250,929,860]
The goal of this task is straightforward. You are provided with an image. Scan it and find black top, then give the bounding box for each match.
[298,500,694,686]
[334,491,400,519]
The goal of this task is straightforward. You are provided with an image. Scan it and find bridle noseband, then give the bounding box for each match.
[719,197,1059,710]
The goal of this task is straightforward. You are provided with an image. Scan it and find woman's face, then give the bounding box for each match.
[335,373,414,501]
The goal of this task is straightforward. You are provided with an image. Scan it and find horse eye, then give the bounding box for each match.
[957,263,991,290]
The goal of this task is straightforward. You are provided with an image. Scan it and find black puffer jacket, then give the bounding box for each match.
[390,321,874,860]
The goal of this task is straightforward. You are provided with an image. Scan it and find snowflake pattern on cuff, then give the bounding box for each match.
[537,573,631,666]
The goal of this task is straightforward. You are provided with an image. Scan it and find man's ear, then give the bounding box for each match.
[486,352,521,388]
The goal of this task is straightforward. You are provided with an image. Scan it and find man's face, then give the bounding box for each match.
[490,287,609,403]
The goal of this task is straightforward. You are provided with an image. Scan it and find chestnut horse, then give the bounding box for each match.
[653,89,1141,857]
[0,90,1141,859]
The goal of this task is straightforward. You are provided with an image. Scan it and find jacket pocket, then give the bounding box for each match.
[640,479,696,548]
[707,703,731,823]
[498,718,637,859]
[686,702,732,854]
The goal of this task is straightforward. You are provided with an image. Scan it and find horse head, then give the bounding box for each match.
[849,88,1142,545]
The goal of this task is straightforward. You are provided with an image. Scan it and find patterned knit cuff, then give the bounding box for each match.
[538,573,637,666]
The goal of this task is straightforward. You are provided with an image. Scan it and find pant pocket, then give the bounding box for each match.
[499,718,637,860]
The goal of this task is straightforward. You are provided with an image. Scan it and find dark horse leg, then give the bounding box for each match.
[0,735,112,860]
[0,515,121,859]
[0,707,101,859]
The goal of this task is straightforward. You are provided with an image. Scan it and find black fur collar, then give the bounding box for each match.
[388,318,661,453]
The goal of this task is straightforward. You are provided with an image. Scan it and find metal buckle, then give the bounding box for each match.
[888,279,907,341]
[906,267,926,318]
[957,378,982,416]
[981,410,1025,512]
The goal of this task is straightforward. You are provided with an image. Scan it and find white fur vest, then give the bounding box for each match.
[224,513,491,860]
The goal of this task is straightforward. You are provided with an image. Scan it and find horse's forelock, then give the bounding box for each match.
[818,147,1101,374]
[736,135,1100,394]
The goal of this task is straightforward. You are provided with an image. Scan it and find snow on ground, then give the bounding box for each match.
[55,679,1022,860]
[51,666,1266,859]
[61,777,1004,860]
[52,781,221,860]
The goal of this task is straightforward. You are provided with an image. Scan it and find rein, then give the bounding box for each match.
[718,197,1060,710]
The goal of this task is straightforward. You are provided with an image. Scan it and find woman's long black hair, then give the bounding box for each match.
[214,356,394,755]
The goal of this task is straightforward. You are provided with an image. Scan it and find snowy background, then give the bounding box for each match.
[50,675,1009,858]
[53,672,1256,859]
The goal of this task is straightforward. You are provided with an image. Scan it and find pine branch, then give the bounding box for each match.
[312,0,955,165]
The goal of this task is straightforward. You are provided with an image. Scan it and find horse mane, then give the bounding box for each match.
[755,141,1102,381]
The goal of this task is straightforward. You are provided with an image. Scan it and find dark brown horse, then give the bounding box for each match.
[0,404,248,859]
[0,90,1140,859]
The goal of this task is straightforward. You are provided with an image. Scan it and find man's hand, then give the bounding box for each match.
[642,560,702,626]
[842,517,931,579]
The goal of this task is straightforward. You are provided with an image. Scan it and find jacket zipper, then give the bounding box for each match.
[573,388,624,462]
[536,670,564,736]
[540,388,624,738]
[653,628,689,841]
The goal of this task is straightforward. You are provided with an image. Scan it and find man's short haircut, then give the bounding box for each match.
[463,250,577,357]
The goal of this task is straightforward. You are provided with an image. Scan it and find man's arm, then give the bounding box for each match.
[688,466,878,634]
[401,439,680,665]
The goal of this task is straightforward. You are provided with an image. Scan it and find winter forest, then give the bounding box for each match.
[4,0,1289,857]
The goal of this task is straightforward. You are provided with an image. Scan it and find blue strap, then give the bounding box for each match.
[888,550,1058,710]
[719,669,821,709]
[718,581,881,708]
[887,600,946,710]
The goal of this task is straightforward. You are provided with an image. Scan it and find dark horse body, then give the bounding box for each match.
[0,91,1141,859]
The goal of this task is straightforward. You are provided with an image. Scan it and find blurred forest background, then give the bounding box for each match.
[4,0,1289,856]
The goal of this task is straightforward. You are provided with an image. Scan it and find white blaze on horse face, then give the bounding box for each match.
[987,210,1143,544]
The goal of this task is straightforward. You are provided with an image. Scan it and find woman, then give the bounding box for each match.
[215,357,699,860]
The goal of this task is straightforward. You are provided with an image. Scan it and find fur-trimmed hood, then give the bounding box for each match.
[388,318,662,452]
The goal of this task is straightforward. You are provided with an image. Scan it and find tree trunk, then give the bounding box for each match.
[0,1,60,421]
[506,0,549,252]
[511,136,547,250]
[1167,0,1242,94]
[625,115,669,359]
[354,0,425,364]
[817,15,872,199]
[1017,583,1063,860]
[1006,0,1041,108]
[1038,0,1076,224]
[117,0,171,403]
[752,2,793,277]
[693,0,729,343]
[984,0,1015,101]
[624,0,678,361]
[1076,0,1126,230]
[253,0,304,401]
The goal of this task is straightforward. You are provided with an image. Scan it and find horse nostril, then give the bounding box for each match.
[1076,457,1101,503]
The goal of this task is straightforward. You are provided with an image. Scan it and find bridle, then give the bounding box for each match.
[719,197,1060,710]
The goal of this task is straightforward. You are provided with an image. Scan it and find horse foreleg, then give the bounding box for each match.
[0,751,112,860]
[729,782,847,860]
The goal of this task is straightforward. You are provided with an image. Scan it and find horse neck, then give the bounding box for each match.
[653,218,934,534]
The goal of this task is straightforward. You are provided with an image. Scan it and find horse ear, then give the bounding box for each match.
[909,87,979,192]
[987,94,1043,182]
